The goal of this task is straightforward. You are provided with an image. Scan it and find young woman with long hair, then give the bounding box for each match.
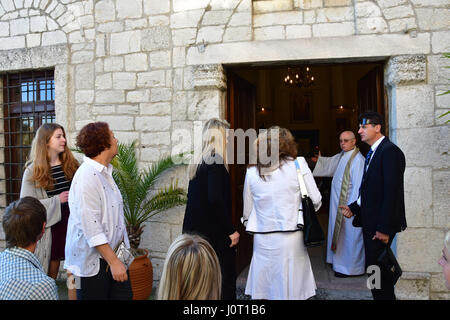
[182,118,240,300]
[20,123,79,282]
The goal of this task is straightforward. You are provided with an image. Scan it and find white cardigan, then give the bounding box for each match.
[20,165,62,273]
[242,157,322,234]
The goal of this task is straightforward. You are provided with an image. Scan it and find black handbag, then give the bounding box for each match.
[377,244,402,285]
[301,195,325,247]
[295,158,325,248]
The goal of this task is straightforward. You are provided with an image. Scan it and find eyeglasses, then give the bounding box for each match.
[339,139,355,143]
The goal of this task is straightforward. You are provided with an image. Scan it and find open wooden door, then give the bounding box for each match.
[357,65,387,154]
[226,71,256,276]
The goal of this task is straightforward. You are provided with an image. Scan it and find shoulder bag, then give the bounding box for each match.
[295,158,325,248]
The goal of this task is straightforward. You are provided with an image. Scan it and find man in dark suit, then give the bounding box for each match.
[339,111,407,300]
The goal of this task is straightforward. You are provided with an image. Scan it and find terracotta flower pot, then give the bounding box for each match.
[128,249,153,300]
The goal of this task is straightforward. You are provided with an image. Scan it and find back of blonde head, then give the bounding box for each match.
[157,234,222,300]
[188,118,230,180]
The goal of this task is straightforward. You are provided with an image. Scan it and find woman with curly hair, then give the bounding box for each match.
[64,122,132,300]
[20,123,79,281]
[242,126,322,300]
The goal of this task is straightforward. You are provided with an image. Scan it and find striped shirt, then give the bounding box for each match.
[46,165,71,196]
[0,247,58,300]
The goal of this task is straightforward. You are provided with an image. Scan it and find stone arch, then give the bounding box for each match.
[0,0,93,49]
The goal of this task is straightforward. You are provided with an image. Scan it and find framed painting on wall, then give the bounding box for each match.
[290,90,313,123]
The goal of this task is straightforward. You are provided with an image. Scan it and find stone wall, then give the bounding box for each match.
[0,0,448,298]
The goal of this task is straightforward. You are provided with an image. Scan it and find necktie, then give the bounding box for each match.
[364,149,373,173]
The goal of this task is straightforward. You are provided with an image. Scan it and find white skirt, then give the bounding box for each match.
[245,230,316,300]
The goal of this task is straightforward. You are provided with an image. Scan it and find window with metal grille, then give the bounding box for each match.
[2,70,55,204]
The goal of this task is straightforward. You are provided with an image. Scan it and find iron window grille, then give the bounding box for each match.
[2,70,55,205]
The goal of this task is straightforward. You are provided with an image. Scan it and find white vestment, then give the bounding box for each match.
[313,149,365,275]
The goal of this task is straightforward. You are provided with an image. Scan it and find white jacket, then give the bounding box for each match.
[242,157,322,233]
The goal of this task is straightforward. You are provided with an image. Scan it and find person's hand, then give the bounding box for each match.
[109,259,128,282]
[339,205,353,218]
[229,231,240,247]
[59,191,69,203]
[372,231,389,244]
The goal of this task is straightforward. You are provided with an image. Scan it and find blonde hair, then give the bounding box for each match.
[157,234,222,300]
[25,123,79,189]
[188,118,230,180]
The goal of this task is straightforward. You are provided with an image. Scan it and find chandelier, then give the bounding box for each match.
[283,66,315,88]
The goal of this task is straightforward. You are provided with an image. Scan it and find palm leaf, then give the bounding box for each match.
[111,140,187,249]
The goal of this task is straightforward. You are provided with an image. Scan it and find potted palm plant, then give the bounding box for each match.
[111,141,187,300]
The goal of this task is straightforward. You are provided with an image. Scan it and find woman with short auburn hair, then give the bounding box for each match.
[157,234,222,300]
[242,126,322,300]
[65,122,132,300]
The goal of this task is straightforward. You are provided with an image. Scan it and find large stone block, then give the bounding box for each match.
[223,26,252,42]
[124,53,148,71]
[428,54,450,85]
[172,0,209,12]
[140,221,172,253]
[432,31,450,54]
[416,8,450,31]
[397,127,449,169]
[172,28,197,46]
[192,64,226,90]
[385,55,427,86]
[201,10,233,25]
[253,0,293,14]
[141,27,171,51]
[187,90,222,120]
[404,167,433,228]
[432,170,450,228]
[144,0,170,15]
[394,84,434,128]
[97,115,134,131]
[197,25,225,44]
[316,7,354,23]
[357,17,388,34]
[254,26,285,41]
[75,63,94,89]
[140,102,171,116]
[110,31,141,55]
[141,131,171,147]
[396,272,431,300]
[254,12,303,27]
[137,70,166,87]
[149,50,171,69]
[116,0,142,19]
[112,72,136,90]
[170,10,204,29]
[135,116,171,132]
[95,0,115,23]
[41,30,66,46]
[312,22,354,37]
[95,90,125,104]
[397,228,445,273]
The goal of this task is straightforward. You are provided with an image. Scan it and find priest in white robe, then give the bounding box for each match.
[313,131,365,276]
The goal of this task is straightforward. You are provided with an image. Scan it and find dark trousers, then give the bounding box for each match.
[217,247,236,300]
[364,235,396,300]
[76,259,133,300]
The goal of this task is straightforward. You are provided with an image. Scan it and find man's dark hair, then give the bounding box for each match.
[2,197,46,249]
[358,111,385,133]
